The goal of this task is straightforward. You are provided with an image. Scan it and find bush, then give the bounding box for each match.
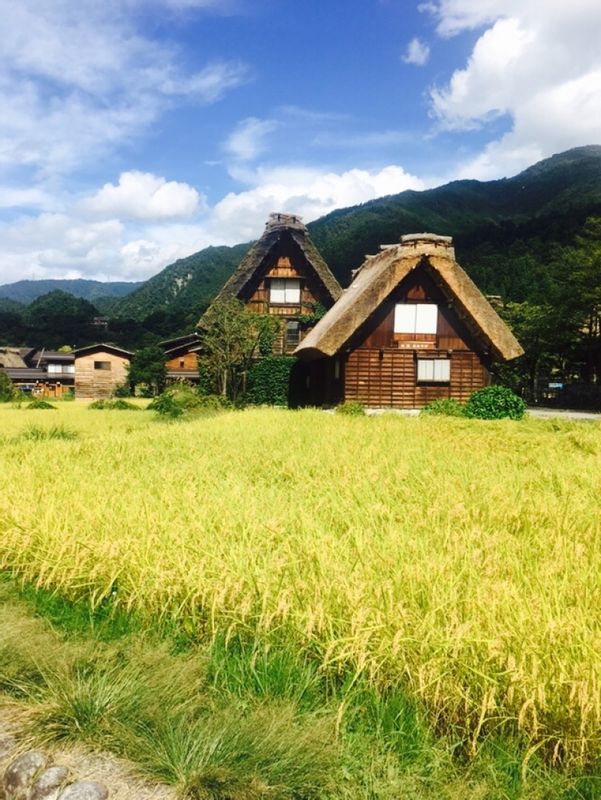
[464,385,526,420]
[27,399,57,410]
[335,401,366,416]
[246,357,295,406]
[0,372,14,402]
[148,387,232,419]
[147,394,184,418]
[113,384,132,398]
[89,399,139,411]
[421,398,465,417]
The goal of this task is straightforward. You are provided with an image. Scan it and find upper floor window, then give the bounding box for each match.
[94,361,111,371]
[394,303,438,334]
[270,278,300,305]
[48,363,75,374]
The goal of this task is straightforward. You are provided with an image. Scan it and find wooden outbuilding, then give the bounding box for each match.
[73,344,132,399]
[161,332,202,383]
[200,213,341,353]
[294,233,523,408]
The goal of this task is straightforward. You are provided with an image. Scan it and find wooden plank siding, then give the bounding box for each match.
[74,352,130,399]
[341,264,490,408]
[241,242,333,356]
[165,352,198,372]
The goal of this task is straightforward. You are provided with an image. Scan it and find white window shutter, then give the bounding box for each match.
[417,360,434,381]
[415,304,438,334]
[394,304,417,333]
[434,359,450,381]
[285,279,300,303]
[270,279,286,303]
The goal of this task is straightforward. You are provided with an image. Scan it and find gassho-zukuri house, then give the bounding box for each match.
[200,212,342,354]
[294,232,523,409]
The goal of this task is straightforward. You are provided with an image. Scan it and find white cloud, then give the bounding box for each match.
[426,0,601,178]
[402,38,430,66]
[0,163,424,284]
[207,164,425,244]
[224,117,280,161]
[83,172,205,221]
[0,0,249,178]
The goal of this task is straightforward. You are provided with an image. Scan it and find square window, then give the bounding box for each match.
[394,303,437,334]
[270,278,300,304]
[417,358,450,382]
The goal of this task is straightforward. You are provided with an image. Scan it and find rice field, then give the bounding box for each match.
[1,402,600,766]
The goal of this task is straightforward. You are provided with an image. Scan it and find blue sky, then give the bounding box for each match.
[0,0,600,284]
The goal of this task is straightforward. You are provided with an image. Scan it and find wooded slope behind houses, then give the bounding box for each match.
[108,145,601,321]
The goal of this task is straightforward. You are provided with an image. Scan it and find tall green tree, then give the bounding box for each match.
[199,298,281,401]
[127,346,167,396]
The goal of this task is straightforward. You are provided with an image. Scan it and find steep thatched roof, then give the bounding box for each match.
[0,348,27,368]
[200,213,341,323]
[295,233,524,362]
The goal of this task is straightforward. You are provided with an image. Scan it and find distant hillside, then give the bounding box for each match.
[110,145,601,320]
[111,244,250,320]
[0,278,142,306]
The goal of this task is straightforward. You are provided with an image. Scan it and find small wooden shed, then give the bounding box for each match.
[200,213,342,354]
[73,344,132,399]
[294,233,523,408]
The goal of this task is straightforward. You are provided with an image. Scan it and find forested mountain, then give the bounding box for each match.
[112,244,250,321]
[109,145,601,320]
[1,146,600,402]
[0,278,142,305]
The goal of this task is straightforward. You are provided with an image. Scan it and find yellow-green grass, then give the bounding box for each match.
[1,402,600,765]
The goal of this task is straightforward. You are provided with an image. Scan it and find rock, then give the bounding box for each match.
[0,733,16,761]
[3,751,47,800]
[29,765,71,800]
[57,781,108,800]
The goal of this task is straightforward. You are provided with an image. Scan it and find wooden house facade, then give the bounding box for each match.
[200,213,341,353]
[161,332,202,383]
[295,233,523,408]
[0,348,75,398]
[73,344,132,399]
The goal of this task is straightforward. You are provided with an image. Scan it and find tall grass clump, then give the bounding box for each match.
[0,404,600,772]
[20,424,78,441]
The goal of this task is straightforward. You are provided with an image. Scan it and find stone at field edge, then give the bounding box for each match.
[30,765,71,800]
[3,751,47,799]
[58,781,109,800]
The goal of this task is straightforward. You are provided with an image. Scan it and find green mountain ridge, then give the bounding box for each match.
[110,145,601,320]
[0,278,143,306]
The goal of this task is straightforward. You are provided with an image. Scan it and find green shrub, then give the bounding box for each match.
[421,398,465,417]
[27,399,57,410]
[147,394,184,418]
[246,357,295,406]
[148,387,231,419]
[89,399,139,411]
[335,401,366,416]
[464,385,526,420]
[113,384,132,398]
[0,372,14,402]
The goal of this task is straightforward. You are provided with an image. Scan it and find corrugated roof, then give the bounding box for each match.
[295,234,523,362]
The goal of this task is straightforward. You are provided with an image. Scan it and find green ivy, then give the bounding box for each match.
[246,357,295,406]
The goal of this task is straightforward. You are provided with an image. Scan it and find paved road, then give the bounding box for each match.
[527,407,601,421]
